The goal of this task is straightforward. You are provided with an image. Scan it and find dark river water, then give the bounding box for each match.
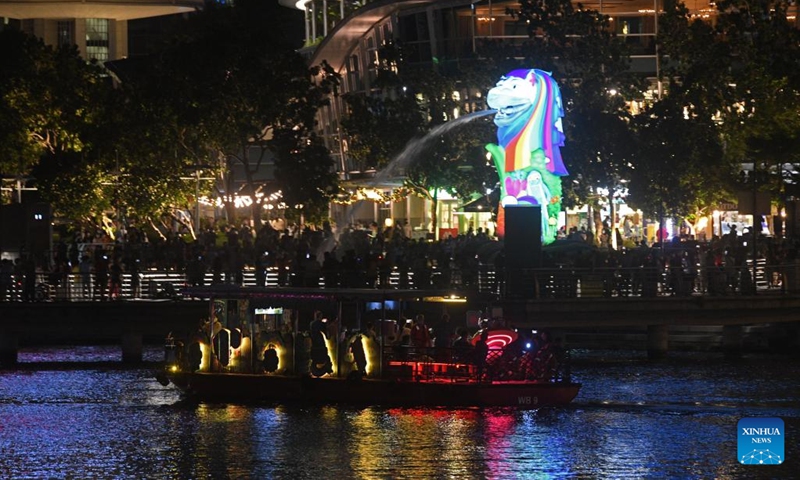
[1,346,797,479]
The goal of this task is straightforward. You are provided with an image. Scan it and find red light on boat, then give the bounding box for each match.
[472,329,519,349]
[486,335,513,349]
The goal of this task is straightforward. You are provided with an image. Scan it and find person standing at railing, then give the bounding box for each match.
[94,253,109,301]
[20,257,36,302]
[109,259,123,300]
[433,314,452,348]
[128,258,141,298]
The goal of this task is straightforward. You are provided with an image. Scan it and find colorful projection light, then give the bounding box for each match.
[486,69,567,243]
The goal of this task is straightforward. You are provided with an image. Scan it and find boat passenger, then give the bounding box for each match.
[309,311,333,376]
[432,314,453,348]
[393,318,413,361]
[453,328,472,349]
[109,260,123,299]
[398,318,412,346]
[295,331,311,375]
[452,327,473,363]
[410,314,431,349]
[263,344,279,373]
[474,329,489,382]
[471,319,490,343]
[433,314,453,362]
[187,342,202,371]
[350,335,367,374]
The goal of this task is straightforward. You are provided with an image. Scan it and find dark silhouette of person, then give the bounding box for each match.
[410,314,431,350]
[109,260,123,299]
[350,335,367,376]
[433,314,453,348]
[433,313,453,362]
[188,342,202,371]
[474,329,489,382]
[128,258,141,298]
[452,327,473,364]
[263,345,279,373]
[255,254,267,287]
[22,257,36,302]
[309,311,333,376]
[94,254,109,301]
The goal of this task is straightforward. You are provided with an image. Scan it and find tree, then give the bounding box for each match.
[658,0,800,234]
[405,114,497,234]
[341,45,498,234]
[512,0,645,241]
[627,97,730,227]
[129,0,338,226]
[97,84,198,237]
[340,93,425,173]
[0,29,109,217]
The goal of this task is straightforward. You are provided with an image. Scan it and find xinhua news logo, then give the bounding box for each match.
[738,417,784,465]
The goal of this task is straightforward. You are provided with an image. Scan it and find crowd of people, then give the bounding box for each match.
[0,220,495,301]
[2,217,800,302]
[535,225,800,297]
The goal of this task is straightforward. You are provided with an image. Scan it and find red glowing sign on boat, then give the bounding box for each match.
[471,329,518,350]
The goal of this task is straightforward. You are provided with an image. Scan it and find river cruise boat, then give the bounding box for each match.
[161,286,580,408]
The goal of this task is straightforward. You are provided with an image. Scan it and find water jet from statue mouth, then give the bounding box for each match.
[369,108,498,185]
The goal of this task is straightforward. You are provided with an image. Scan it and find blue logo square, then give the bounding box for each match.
[738,417,784,465]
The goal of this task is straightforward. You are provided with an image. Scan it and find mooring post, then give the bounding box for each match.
[647,324,669,360]
[0,329,19,366]
[121,332,143,363]
[722,324,743,359]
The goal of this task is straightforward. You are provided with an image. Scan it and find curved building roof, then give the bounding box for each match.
[308,0,472,72]
[0,0,203,21]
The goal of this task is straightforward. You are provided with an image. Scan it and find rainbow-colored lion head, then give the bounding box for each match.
[487,69,567,176]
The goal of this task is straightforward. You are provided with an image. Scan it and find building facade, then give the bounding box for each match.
[287,0,799,238]
[0,0,203,61]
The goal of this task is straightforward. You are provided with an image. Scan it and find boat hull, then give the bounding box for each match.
[167,372,581,408]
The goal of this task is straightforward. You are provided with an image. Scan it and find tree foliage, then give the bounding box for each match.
[512,0,644,211]
[340,45,497,232]
[112,0,339,225]
[340,93,425,173]
[0,29,109,217]
[627,98,730,218]
[399,65,497,203]
[1,0,337,231]
[659,0,800,217]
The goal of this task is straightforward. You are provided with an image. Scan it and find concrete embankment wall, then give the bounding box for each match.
[551,324,800,353]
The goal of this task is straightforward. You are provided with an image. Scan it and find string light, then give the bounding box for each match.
[332,187,422,205]
[198,190,284,209]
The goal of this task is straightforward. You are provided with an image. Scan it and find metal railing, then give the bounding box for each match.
[478,259,791,299]
[1,259,796,302]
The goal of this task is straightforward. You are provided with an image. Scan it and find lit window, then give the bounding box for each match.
[86,18,109,62]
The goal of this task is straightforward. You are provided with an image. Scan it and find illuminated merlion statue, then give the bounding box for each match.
[486,69,567,243]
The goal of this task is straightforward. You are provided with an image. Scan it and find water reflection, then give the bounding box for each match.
[1,347,798,478]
